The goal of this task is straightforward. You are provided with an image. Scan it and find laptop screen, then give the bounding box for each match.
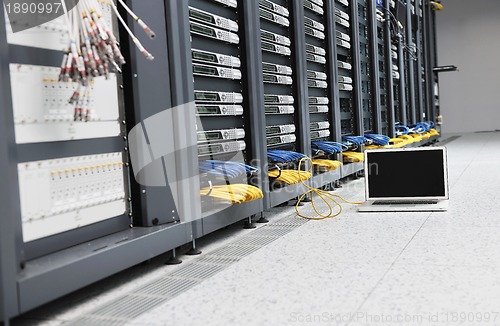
[365,147,448,200]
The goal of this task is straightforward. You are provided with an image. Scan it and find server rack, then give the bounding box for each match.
[259,0,313,208]
[186,0,266,234]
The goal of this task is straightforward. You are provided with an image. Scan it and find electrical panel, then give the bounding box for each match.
[18,153,126,242]
[4,1,113,51]
[4,0,129,251]
[304,0,331,143]
[260,0,299,154]
[10,64,121,144]
[335,0,356,136]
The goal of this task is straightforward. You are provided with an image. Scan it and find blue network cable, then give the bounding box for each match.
[199,160,258,179]
[267,150,306,163]
[311,141,348,154]
[364,134,391,146]
[342,135,368,146]
[395,123,410,136]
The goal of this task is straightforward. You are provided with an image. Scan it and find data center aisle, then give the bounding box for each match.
[15,132,500,326]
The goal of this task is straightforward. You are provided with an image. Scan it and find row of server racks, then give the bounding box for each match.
[0,0,441,321]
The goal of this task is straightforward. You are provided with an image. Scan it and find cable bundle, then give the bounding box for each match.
[364,134,391,146]
[200,184,263,204]
[389,137,408,148]
[342,152,364,163]
[268,169,312,185]
[311,142,347,154]
[267,150,306,163]
[59,0,154,86]
[428,129,440,137]
[199,160,258,179]
[342,135,368,146]
[396,124,410,136]
[312,159,342,171]
[295,158,364,220]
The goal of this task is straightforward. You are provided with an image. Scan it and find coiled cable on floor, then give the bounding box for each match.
[295,157,364,220]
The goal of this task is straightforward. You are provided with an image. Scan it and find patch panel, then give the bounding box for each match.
[197,128,246,142]
[6,0,113,51]
[336,0,349,7]
[309,0,324,6]
[18,152,126,242]
[10,64,120,144]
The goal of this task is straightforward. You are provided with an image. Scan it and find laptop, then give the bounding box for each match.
[358,146,449,212]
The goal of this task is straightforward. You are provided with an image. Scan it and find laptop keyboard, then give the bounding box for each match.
[373,201,439,205]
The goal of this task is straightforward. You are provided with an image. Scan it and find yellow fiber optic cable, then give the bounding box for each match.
[312,159,343,171]
[200,184,263,204]
[268,169,312,185]
[295,157,364,220]
[342,151,365,163]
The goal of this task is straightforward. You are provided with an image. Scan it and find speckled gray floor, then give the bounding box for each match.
[14,132,500,326]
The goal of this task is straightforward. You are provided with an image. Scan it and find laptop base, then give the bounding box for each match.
[357,200,449,212]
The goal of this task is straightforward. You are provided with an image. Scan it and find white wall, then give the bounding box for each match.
[436,0,500,133]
